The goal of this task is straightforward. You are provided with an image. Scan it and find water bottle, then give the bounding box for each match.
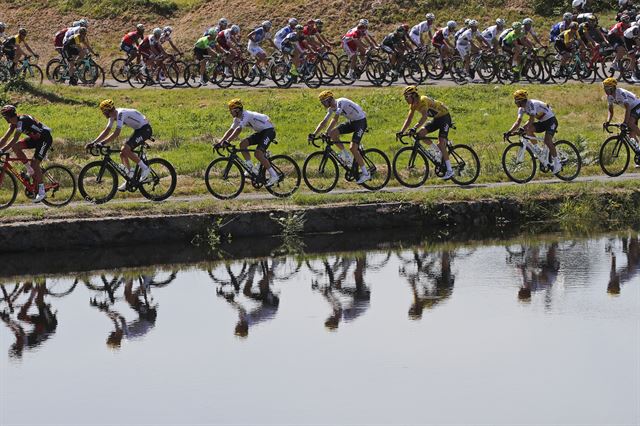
[630,138,640,153]
[117,164,129,176]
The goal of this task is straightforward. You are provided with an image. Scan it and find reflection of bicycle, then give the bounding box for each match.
[0,151,76,209]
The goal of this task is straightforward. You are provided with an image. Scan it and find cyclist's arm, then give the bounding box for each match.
[399,110,416,134]
[0,125,16,149]
[2,132,23,152]
[476,33,491,49]
[606,103,615,123]
[93,124,116,144]
[220,125,242,142]
[444,37,454,49]
[313,111,336,136]
[325,114,340,134]
[531,31,543,47]
[84,37,98,55]
[22,41,37,56]
[507,113,524,134]
[168,39,181,55]
[248,30,258,42]
[267,38,278,50]
[364,34,378,48]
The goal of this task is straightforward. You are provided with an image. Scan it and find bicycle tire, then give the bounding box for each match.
[78,161,118,204]
[392,146,430,188]
[205,157,245,200]
[20,63,43,85]
[264,154,301,197]
[337,58,356,85]
[361,148,391,191]
[158,63,179,89]
[138,158,177,201]
[41,164,76,207]
[127,65,148,89]
[184,63,202,88]
[449,144,481,185]
[553,140,582,181]
[0,169,18,209]
[599,135,630,177]
[502,142,536,183]
[302,151,339,193]
[51,63,68,84]
[46,58,61,82]
[110,58,130,83]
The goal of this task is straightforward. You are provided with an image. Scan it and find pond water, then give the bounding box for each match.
[1,233,638,425]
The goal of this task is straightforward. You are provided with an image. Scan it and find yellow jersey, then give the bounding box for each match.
[410,95,449,119]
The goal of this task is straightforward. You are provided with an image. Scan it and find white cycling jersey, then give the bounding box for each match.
[482,25,500,41]
[324,98,366,122]
[457,28,479,46]
[107,108,149,130]
[63,26,82,44]
[411,21,432,36]
[517,100,555,122]
[231,110,274,132]
[624,25,640,39]
[608,87,640,109]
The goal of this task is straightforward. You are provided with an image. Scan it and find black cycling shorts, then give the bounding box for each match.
[64,45,80,57]
[2,47,15,61]
[121,42,136,55]
[193,47,208,61]
[608,34,625,49]
[21,130,53,161]
[281,43,294,55]
[533,116,558,135]
[424,114,452,139]
[554,39,570,53]
[126,124,153,149]
[337,118,367,144]
[630,104,640,124]
[246,127,276,151]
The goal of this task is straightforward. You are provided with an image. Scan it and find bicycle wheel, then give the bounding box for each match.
[361,148,391,191]
[205,157,245,200]
[319,57,337,84]
[138,158,177,201]
[46,58,61,82]
[184,63,202,88]
[127,65,148,89]
[50,63,68,84]
[402,60,424,85]
[20,64,43,85]
[303,65,322,89]
[476,58,497,83]
[212,66,234,88]
[553,140,582,181]
[110,58,129,83]
[302,151,339,193]
[0,169,18,209]
[424,53,445,79]
[270,61,293,88]
[502,142,536,183]
[599,135,630,177]
[337,58,356,85]
[240,61,263,87]
[81,63,105,86]
[449,144,481,185]
[392,146,429,188]
[173,60,188,86]
[162,64,180,89]
[78,161,118,204]
[41,164,76,207]
[264,154,301,198]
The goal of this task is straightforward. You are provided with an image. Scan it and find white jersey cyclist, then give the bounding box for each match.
[607,87,640,109]
[517,99,555,122]
[482,25,500,42]
[63,25,82,44]
[324,98,367,122]
[456,28,479,57]
[248,26,270,56]
[410,20,432,46]
[107,108,149,130]
[230,110,274,132]
[274,26,293,50]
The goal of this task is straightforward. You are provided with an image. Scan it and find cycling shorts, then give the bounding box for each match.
[19,130,53,161]
[246,127,276,151]
[424,114,452,139]
[126,124,153,149]
[337,118,367,144]
[533,116,558,135]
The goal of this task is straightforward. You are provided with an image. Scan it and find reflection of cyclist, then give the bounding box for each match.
[514,243,560,301]
[608,235,639,295]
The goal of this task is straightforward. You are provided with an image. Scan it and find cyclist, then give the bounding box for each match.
[193,30,224,85]
[302,20,322,51]
[501,22,526,71]
[274,18,298,52]
[550,12,574,43]
[310,19,332,50]
[281,25,313,77]
[454,19,471,44]
[217,24,241,75]
[555,22,585,67]
[342,19,379,80]
[432,21,457,65]
[217,99,280,187]
[397,86,454,180]
[89,100,152,191]
[381,26,411,73]
[204,17,229,37]
[0,22,5,44]
[0,105,52,203]
[137,28,165,74]
[62,27,98,85]
[456,19,491,82]
[53,25,69,56]
[1,28,38,73]
[505,90,561,174]
[409,13,435,48]
[608,14,631,71]
[160,26,182,56]
[309,91,370,184]
[522,18,546,48]
[603,77,640,147]
[482,18,506,53]
[578,15,605,49]
[247,21,276,73]
[120,24,145,65]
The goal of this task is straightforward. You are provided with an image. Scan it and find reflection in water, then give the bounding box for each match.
[506,242,561,304]
[608,235,640,295]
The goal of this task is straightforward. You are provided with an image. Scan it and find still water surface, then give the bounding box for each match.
[1,234,639,425]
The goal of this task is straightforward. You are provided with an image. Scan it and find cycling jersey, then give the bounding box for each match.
[382,32,403,47]
[217,29,234,49]
[282,32,303,45]
[324,98,366,122]
[54,28,67,48]
[410,95,449,118]
[160,31,172,43]
[148,34,160,48]
[194,36,214,49]
[303,25,318,37]
[343,27,367,40]
[274,26,293,44]
[63,34,85,48]
[457,28,478,46]
[578,23,593,42]
[608,87,640,109]
[559,29,579,45]
[62,26,81,44]
[107,108,149,130]
[411,20,432,37]
[15,115,51,138]
[609,21,629,38]
[2,33,25,49]
[250,27,268,44]
[138,36,151,52]
[517,99,555,122]
[454,26,467,43]
[502,30,524,45]
[550,21,570,42]
[122,31,141,46]
[624,25,640,39]
[230,110,274,132]
[482,25,500,42]
[432,27,452,46]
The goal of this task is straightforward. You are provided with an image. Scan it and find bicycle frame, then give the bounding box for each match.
[89,145,148,187]
[311,135,375,178]
[0,155,59,193]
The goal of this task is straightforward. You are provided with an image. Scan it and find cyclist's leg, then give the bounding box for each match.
[628,105,640,140]
[533,118,558,157]
[345,119,367,168]
[121,125,152,170]
[252,128,276,170]
[30,131,52,188]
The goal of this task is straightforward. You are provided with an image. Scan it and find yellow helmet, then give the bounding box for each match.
[403,85,419,96]
[318,90,334,102]
[99,99,115,113]
[513,89,528,102]
[603,77,617,89]
[227,98,243,110]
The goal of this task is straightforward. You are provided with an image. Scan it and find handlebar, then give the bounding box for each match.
[603,122,625,134]
[503,127,526,143]
[307,134,333,149]
[87,141,151,156]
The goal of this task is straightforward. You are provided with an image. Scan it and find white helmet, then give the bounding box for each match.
[153,27,162,38]
[464,18,471,26]
[163,26,172,34]
[288,18,298,25]
[523,18,533,25]
[496,18,505,26]
[219,18,228,26]
[262,20,272,29]
[0,22,6,30]
[231,24,240,34]
[79,18,88,27]
[72,20,81,27]
[425,13,435,20]
[572,0,587,7]
[136,24,145,32]
[563,12,574,21]
[469,19,478,27]
[447,20,457,29]
[359,18,369,26]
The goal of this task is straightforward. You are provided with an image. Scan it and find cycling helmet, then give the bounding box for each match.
[563,12,574,21]
[18,28,27,36]
[513,89,528,102]
[588,14,598,23]
[396,25,406,34]
[314,19,324,27]
[569,22,579,29]
[79,27,87,35]
[603,77,618,88]
[403,85,419,96]
[359,19,369,27]
[572,0,587,8]
[426,13,435,20]
[496,18,505,26]
[136,24,145,32]
[153,27,162,38]
[207,28,217,36]
[447,20,457,30]
[163,26,173,34]
[1,105,17,118]
[464,18,471,26]
[295,24,303,30]
[621,14,631,22]
[512,22,522,31]
[0,22,5,30]
[231,24,240,34]
[219,18,228,26]
[228,98,243,110]
[99,99,115,113]
[307,19,315,25]
[318,90,334,102]
[262,20,272,30]
[79,18,88,27]
[72,21,81,27]
[523,18,533,26]
[288,18,298,25]
[469,19,478,27]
